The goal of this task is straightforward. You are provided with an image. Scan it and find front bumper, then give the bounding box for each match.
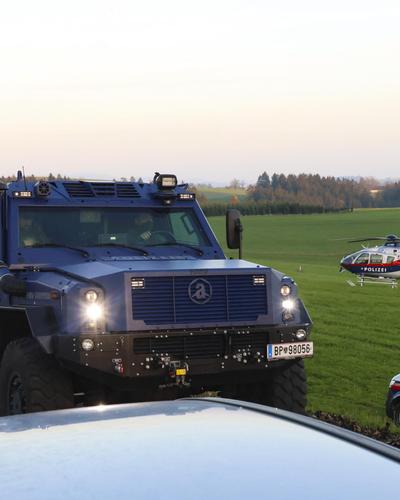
[55,325,312,385]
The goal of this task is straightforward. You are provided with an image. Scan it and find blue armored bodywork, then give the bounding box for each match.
[0,174,312,412]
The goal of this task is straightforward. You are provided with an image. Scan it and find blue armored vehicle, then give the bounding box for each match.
[0,172,312,415]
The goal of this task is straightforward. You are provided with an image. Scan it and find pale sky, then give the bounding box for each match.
[0,1,399,184]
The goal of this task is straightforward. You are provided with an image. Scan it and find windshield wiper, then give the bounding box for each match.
[149,242,204,256]
[26,243,90,258]
[92,243,149,256]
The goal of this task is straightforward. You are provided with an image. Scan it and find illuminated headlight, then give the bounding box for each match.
[280,285,291,297]
[295,329,307,340]
[282,299,295,311]
[85,303,103,321]
[282,299,296,321]
[85,290,98,302]
[81,338,95,351]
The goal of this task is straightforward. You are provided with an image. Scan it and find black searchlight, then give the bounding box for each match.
[153,172,178,190]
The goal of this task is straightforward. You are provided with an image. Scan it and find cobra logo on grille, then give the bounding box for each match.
[188,278,212,304]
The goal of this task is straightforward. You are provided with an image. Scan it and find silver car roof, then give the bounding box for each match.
[0,398,399,500]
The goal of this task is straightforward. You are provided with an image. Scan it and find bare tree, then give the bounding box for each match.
[229,179,241,189]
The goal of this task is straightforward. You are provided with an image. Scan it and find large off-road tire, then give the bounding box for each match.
[0,338,74,416]
[220,360,307,414]
[263,359,307,414]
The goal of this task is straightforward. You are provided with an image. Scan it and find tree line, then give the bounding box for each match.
[195,172,400,216]
[247,172,374,210]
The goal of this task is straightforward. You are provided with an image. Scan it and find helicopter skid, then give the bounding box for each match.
[357,275,398,288]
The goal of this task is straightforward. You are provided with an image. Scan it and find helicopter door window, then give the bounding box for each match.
[354,252,369,264]
[386,256,395,264]
[370,254,383,264]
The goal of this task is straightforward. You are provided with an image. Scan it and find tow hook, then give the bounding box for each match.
[168,360,189,385]
[157,357,189,386]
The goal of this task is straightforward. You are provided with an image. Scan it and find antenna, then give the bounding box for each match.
[22,166,27,190]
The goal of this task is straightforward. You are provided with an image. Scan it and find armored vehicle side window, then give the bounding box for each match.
[370,254,383,264]
[19,207,210,249]
[354,253,369,264]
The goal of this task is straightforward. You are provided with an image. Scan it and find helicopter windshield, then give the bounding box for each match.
[354,252,369,264]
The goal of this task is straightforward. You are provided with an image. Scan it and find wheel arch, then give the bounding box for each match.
[0,305,57,361]
[0,307,32,361]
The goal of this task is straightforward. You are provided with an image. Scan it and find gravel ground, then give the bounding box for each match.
[314,411,400,449]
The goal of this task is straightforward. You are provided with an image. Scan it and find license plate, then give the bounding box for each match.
[267,341,313,361]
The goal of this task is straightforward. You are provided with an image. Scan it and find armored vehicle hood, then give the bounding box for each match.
[60,258,267,281]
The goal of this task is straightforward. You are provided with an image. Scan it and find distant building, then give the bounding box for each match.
[369,189,382,198]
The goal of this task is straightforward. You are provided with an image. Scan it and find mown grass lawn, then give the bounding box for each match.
[208,209,400,428]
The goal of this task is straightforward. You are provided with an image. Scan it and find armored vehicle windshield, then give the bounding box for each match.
[19,207,211,250]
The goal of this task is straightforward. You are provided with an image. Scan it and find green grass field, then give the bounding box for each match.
[208,209,400,429]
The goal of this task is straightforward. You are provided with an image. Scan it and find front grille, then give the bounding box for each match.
[231,332,269,350]
[134,334,225,359]
[131,274,267,325]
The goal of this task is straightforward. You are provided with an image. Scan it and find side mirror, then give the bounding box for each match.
[226,209,243,258]
[0,275,27,297]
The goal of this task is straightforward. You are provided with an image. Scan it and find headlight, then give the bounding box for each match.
[85,303,103,321]
[282,299,295,311]
[85,290,98,302]
[295,329,307,340]
[81,338,95,351]
[280,285,291,297]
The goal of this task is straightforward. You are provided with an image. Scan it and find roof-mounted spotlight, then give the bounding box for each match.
[153,172,178,190]
[35,181,51,198]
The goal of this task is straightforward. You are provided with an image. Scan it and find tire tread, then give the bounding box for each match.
[0,338,73,415]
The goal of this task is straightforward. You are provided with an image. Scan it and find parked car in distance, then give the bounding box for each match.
[0,398,399,500]
[386,372,400,425]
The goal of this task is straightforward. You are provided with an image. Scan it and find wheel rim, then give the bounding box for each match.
[7,373,26,415]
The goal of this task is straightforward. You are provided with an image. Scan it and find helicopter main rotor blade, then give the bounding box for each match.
[348,237,388,242]
[348,236,400,243]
